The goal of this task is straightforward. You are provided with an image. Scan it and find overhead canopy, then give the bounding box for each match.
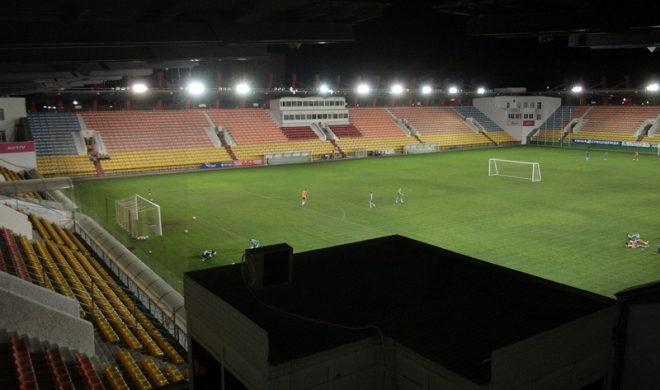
[0,177,73,194]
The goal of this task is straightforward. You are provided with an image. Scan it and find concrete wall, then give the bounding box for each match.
[185,275,270,390]
[490,305,619,389]
[620,302,660,389]
[0,204,33,238]
[394,345,483,390]
[0,272,95,355]
[0,97,26,141]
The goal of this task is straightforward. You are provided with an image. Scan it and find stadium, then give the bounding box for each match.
[1,1,660,390]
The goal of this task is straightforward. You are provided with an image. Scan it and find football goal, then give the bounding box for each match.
[115,194,162,239]
[355,147,368,158]
[488,158,541,182]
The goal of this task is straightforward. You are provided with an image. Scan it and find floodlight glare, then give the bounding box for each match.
[646,83,659,92]
[391,84,404,94]
[421,85,432,94]
[236,83,250,94]
[448,86,458,94]
[187,82,205,94]
[319,84,330,94]
[357,84,370,94]
[571,85,583,93]
[477,87,486,94]
[132,83,148,93]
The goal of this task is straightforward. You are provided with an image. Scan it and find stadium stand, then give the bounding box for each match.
[80,110,214,152]
[328,124,363,138]
[27,112,80,156]
[232,140,335,161]
[206,109,289,144]
[577,106,660,134]
[280,126,319,141]
[347,108,408,138]
[452,106,505,132]
[387,106,474,135]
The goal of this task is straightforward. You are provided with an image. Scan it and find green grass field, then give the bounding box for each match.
[69,146,660,297]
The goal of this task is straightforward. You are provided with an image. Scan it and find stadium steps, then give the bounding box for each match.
[329,140,346,157]
[480,132,497,145]
[94,160,105,177]
[224,145,238,160]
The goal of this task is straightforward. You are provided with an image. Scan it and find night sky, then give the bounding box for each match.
[285,5,660,91]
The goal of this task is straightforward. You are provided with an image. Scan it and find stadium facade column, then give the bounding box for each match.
[125,76,132,110]
[372,75,380,107]
[579,77,586,106]
[290,73,297,90]
[334,75,341,91]
[466,78,476,106]
[406,77,416,106]
[424,78,432,106]
[440,78,449,106]
[602,76,609,105]
[29,100,36,112]
[264,73,273,109]
[57,100,63,112]
[625,75,633,105]
[157,70,164,110]
[353,76,360,107]
[652,74,658,105]
[388,76,397,107]
[562,77,570,106]
[214,72,222,109]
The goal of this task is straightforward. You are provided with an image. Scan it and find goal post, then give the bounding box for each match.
[355,147,368,158]
[115,194,162,239]
[489,158,541,182]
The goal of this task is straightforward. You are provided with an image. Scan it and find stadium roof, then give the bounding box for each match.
[186,235,615,385]
[1,1,659,100]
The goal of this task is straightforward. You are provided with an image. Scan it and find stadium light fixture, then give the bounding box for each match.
[477,87,486,94]
[319,84,331,94]
[357,84,371,94]
[571,85,583,93]
[646,83,659,92]
[421,85,432,94]
[448,86,458,94]
[235,83,250,94]
[132,83,148,93]
[391,84,404,95]
[187,82,205,95]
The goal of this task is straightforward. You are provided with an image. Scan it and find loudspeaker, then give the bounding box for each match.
[245,243,293,289]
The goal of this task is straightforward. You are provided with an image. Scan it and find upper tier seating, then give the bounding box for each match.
[206,109,288,144]
[27,112,80,156]
[81,110,213,152]
[539,106,581,131]
[387,107,474,135]
[578,106,660,134]
[328,124,363,138]
[347,108,407,138]
[281,126,319,141]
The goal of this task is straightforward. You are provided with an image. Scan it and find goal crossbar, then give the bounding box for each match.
[489,158,541,182]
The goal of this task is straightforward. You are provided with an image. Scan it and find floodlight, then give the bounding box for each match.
[187,82,205,94]
[319,84,330,93]
[646,83,659,92]
[357,84,370,94]
[421,85,432,94]
[571,85,583,93]
[477,87,486,94]
[448,86,458,94]
[391,84,404,94]
[132,83,148,93]
[236,83,250,94]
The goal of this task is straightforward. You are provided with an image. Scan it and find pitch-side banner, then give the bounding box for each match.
[572,139,660,148]
[0,141,35,153]
[200,162,234,169]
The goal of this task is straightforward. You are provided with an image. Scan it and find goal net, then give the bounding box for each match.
[115,194,162,239]
[354,147,368,158]
[489,158,541,182]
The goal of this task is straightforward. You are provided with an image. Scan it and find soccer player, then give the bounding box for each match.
[249,238,260,248]
[202,250,216,261]
[604,151,608,161]
[634,151,639,160]
[148,189,153,201]
[585,151,589,161]
[395,188,404,203]
[369,191,376,208]
[302,189,307,206]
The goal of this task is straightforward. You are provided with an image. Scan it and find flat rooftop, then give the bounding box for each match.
[186,235,614,385]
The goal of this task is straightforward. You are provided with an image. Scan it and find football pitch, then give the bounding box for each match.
[70,146,660,298]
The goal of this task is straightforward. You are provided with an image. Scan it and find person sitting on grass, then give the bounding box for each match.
[627,234,648,245]
[625,241,649,249]
[202,250,216,261]
[249,238,260,248]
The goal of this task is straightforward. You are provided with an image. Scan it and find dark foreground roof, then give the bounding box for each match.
[186,235,615,385]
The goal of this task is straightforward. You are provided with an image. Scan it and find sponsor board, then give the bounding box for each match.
[573,139,660,148]
[200,161,235,169]
[523,120,535,126]
[0,142,36,153]
[233,159,264,167]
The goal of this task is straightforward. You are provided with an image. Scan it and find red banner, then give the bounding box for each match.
[0,142,35,153]
[233,159,264,167]
[523,120,535,126]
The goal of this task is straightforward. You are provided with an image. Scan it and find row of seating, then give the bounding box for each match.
[388,107,475,135]
[578,106,660,134]
[232,140,336,161]
[207,109,289,145]
[27,112,81,157]
[37,155,97,177]
[329,124,363,138]
[9,333,38,390]
[281,126,318,140]
[346,108,407,138]
[0,166,42,199]
[43,343,75,390]
[2,227,31,283]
